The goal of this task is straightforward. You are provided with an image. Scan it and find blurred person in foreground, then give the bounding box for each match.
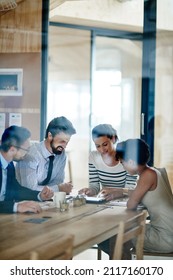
[0,125,53,213]
[16,116,76,193]
[98,138,173,259]
[116,138,173,256]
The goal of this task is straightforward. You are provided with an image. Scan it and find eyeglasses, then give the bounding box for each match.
[14,146,30,152]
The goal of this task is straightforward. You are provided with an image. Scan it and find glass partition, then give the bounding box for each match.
[48,26,91,187]
[154,0,173,189]
[91,36,142,150]
[48,26,142,187]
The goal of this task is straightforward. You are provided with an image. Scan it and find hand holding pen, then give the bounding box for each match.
[97,188,124,201]
[78,188,96,196]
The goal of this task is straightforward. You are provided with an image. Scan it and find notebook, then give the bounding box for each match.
[85,196,106,203]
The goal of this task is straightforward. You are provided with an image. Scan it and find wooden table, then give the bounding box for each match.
[0,202,140,259]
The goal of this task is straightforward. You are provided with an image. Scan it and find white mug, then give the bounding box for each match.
[53,192,66,208]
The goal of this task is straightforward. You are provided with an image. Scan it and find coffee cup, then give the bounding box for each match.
[53,192,66,208]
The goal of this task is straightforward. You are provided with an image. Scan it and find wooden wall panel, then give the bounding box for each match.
[0,0,42,53]
[0,1,43,140]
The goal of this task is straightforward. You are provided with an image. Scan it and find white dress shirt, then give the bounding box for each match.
[15,141,67,191]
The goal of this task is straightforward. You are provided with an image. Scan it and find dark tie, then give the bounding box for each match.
[40,155,54,185]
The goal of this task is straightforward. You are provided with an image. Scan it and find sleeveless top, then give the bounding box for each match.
[142,168,173,253]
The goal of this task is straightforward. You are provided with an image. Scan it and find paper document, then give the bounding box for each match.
[108,200,127,207]
[85,196,106,203]
[108,200,145,209]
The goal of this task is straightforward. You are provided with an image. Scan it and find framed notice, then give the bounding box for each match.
[0,68,23,96]
[9,113,22,127]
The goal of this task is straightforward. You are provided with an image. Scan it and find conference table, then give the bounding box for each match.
[0,200,141,260]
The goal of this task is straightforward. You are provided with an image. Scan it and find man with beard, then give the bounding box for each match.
[0,125,53,213]
[16,116,76,193]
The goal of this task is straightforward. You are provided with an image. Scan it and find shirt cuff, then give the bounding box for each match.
[13,202,18,213]
[38,193,42,201]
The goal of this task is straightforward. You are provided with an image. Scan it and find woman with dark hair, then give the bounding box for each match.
[116,138,173,255]
[79,124,137,199]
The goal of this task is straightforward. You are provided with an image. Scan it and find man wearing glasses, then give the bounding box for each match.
[0,125,53,213]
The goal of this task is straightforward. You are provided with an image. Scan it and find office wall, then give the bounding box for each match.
[0,0,42,140]
[0,53,41,140]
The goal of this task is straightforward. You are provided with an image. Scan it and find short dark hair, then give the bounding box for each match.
[0,125,31,152]
[45,116,76,138]
[116,138,150,165]
[92,124,118,141]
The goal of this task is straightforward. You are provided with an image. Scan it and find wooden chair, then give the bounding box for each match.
[112,210,147,260]
[30,234,74,260]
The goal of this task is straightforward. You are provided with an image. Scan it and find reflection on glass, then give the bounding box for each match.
[91,36,142,149]
[47,28,142,188]
[155,1,173,189]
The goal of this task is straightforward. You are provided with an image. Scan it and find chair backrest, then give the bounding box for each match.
[30,234,74,260]
[112,210,147,260]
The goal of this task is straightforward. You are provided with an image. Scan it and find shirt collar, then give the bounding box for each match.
[40,140,54,159]
[0,152,9,169]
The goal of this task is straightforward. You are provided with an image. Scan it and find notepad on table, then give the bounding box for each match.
[85,196,106,203]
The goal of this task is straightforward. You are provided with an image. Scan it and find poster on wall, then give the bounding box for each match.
[9,113,22,127]
[0,113,5,138]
